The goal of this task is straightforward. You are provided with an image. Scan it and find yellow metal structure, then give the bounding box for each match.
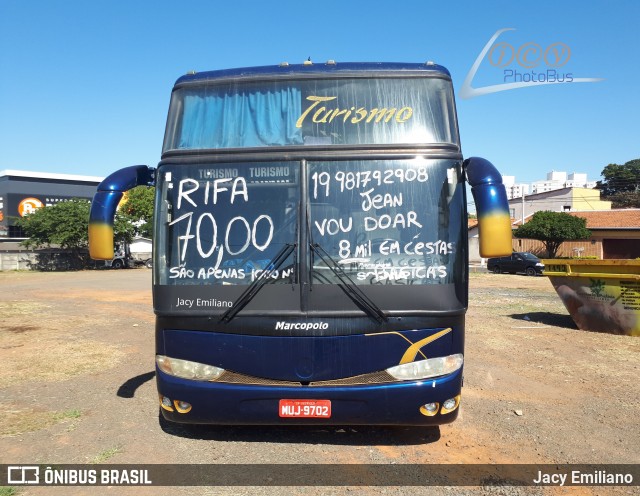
[543,259,640,336]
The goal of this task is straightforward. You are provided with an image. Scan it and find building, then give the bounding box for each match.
[506,187,639,259]
[509,187,612,226]
[0,170,103,238]
[501,175,530,200]
[471,187,640,261]
[470,170,638,261]
[568,209,640,259]
[500,170,598,199]
[512,209,640,259]
[530,171,597,194]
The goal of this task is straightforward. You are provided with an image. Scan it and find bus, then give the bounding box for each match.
[89,61,512,425]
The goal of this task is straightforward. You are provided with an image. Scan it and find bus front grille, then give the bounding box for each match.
[216,370,396,387]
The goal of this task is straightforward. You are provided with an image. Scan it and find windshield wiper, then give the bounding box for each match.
[220,243,296,323]
[310,243,387,323]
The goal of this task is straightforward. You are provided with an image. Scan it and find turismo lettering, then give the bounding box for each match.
[296,96,413,128]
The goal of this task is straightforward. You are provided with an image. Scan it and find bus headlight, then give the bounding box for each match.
[156,355,225,381]
[386,353,463,381]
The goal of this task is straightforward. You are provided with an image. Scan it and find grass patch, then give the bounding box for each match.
[53,409,82,421]
[0,301,51,317]
[0,487,18,496]
[92,446,122,463]
[1,409,57,437]
[0,408,82,437]
[0,339,126,387]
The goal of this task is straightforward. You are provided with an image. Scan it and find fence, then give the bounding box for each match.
[512,238,601,258]
[0,251,37,271]
[0,247,91,271]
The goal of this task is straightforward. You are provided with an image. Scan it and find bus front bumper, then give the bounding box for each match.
[156,367,462,426]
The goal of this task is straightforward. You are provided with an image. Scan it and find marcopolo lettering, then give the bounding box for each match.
[275,321,329,331]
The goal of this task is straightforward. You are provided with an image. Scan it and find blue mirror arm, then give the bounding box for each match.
[464,157,513,258]
[89,165,156,260]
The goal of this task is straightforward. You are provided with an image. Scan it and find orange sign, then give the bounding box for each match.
[18,197,44,216]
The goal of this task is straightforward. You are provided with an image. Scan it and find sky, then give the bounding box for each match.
[1,0,638,185]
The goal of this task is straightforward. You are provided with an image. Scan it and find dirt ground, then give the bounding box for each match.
[0,269,638,495]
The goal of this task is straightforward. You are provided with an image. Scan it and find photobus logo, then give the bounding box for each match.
[460,28,603,99]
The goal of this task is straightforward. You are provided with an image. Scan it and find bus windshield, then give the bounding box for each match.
[163,77,459,151]
[155,158,465,313]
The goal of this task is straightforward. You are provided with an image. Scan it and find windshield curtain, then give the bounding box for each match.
[177,87,303,149]
[163,78,458,151]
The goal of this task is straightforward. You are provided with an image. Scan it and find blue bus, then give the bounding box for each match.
[89,61,512,425]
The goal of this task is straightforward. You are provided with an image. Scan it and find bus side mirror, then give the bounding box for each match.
[89,165,155,260]
[464,157,512,258]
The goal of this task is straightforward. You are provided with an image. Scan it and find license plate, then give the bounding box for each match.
[279,399,331,418]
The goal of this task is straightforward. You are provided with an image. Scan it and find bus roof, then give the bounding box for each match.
[174,62,451,86]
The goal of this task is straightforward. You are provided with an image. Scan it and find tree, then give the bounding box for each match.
[514,211,591,258]
[114,210,136,244]
[119,186,155,238]
[15,197,140,268]
[15,199,91,265]
[597,159,640,208]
